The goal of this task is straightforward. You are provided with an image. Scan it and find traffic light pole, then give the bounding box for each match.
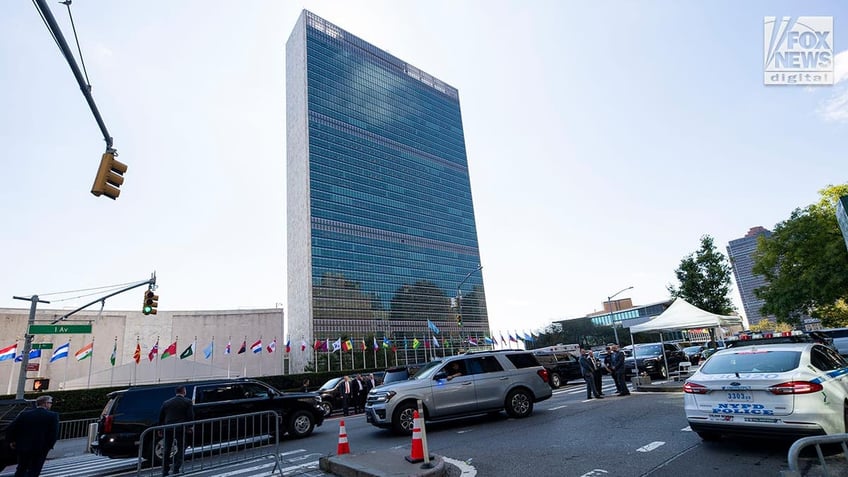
[12,295,50,400]
[50,275,155,324]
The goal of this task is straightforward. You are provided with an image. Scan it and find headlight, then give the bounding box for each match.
[371,390,396,403]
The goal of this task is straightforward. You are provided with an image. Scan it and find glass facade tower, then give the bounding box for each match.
[727,226,774,326]
[286,11,488,372]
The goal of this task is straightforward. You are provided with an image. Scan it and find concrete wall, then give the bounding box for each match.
[0,307,288,392]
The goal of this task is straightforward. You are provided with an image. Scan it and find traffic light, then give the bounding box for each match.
[91,150,127,200]
[33,378,49,391]
[456,314,462,327]
[143,289,159,315]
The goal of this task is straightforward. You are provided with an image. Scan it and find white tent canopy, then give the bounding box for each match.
[629,297,743,333]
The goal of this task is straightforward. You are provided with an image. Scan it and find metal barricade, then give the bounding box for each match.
[136,410,282,476]
[782,433,848,477]
[58,417,99,439]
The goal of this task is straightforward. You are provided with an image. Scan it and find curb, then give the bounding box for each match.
[320,448,446,477]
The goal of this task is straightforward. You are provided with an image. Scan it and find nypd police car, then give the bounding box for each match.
[683,341,848,440]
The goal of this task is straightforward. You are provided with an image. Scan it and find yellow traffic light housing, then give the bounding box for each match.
[143,289,159,315]
[456,314,462,327]
[91,150,127,199]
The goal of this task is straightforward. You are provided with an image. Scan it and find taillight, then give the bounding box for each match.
[103,415,113,433]
[537,368,549,383]
[683,382,709,394]
[768,381,823,395]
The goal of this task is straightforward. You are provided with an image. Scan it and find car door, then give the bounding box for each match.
[430,359,477,417]
[468,355,507,410]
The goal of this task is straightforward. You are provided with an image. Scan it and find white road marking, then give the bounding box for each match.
[549,405,568,410]
[682,426,692,431]
[580,469,610,476]
[457,429,474,434]
[636,441,665,452]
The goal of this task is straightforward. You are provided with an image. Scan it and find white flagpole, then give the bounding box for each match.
[227,335,231,379]
[64,338,71,389]
[174,336,179,380]
[6,341,17,394]
[192,336,197,381]
[110,336,116,386]
[209,336,214,378]
[258,336,263,377]
[87,338,94,389]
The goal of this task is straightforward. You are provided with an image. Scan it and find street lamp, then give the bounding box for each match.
[456,264,483,349]
[607,286,634,345]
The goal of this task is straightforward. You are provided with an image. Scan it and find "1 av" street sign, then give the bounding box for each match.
[31,343,54,350]
[28,324,92,334]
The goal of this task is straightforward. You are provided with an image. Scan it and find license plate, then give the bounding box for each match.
[709,414,733,422]
[725,392,752,402]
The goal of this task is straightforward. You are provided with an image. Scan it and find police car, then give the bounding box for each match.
[683,339,848,441]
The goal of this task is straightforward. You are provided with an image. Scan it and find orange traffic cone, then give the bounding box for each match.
[405,410,424,463]
[337,419,350,455]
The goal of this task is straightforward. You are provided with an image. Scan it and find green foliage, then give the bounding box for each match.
[753,184,848,324]
[667,235,735,315]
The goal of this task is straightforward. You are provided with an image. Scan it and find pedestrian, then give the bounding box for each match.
[341,376,353,416]
[301,378,310,392]
[360,374,374,409]
[366,373,377,389]
[353,375,365,413]
[590,350,604,396]
[157,385,195,476]
[609,344,631,396]
[578,349,603,399]
[5,395,59,477]
[603,345,616,390]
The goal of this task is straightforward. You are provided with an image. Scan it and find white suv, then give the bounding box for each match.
[365,350,552,434]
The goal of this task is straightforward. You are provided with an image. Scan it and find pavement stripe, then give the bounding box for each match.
[636,441,665,452]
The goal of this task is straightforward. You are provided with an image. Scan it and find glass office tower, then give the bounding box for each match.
[286,11,488,372]
[727,226,774,326]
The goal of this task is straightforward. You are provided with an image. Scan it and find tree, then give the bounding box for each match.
[667,235,735,315]
[753,184,848,326]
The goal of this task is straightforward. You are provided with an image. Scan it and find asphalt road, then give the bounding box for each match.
[5,377,847,476]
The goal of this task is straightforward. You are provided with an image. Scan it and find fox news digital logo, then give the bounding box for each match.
[764,16,833,85]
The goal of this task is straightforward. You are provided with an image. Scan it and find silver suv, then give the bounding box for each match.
[365,350,552,434]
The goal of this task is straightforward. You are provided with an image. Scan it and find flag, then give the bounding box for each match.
[484,336,494,345]
[75,342,93,361]
[431,335,440,348]
[331,338,341,352]
[51,343,70,363]
[427,319,440,335]
[0,343,17,362]
[424,337,431,348]
[523,331,534,342]
[203,341,214,359]
[110,341,117,366]
[467,337,478,346]
[324,338,331,351]
[225,340,231,355]
[273,339,281,353]
[412,337,421,349]
[300,339,307,352]
[180,343,195,359]
[313,339,322,351]
[15,349,41,362]
[508,332,518,343]
[341,339,352,352]
[161,342,178,360]
[133,343,141,364]
[237,341,247,354]
[443,337,451,348]
[382,337,391,348]
[148,340,159,361]
[373,337,379,350]
[499,333,507,346]
[360,339,367,351]
[251,340,262,354]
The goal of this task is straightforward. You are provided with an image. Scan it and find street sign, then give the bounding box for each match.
[28,324,92,334]
[31,343,54,350]
[26,363,39,372]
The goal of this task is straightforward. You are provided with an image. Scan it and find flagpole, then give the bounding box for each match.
[209,336,214,379]
[6,341,17,394]
[133,337,138,385]
[242,336,247,378]
[192,336,197,381]
[64,338,71,390]
[227,336,231,379]
[87,338,94,389]
[258,336,263,377]
[110,336,116,386]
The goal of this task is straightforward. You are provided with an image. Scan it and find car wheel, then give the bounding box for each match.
[697,431,720,441]
[505,388,533,418]
[659,364,668,379]
[321,402,332,417]
[287,410,315,438]
[392,402,418,435]
[142,435,177,467]
[550,373,561,389]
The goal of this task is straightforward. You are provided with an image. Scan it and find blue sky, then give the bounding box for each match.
[1,1,846,337]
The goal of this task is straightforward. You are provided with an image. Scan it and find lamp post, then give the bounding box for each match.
[456,264,483,350]
[607,286,634,345]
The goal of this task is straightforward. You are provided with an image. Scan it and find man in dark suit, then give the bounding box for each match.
[578,349,603,399]
[341,376,353,416]
[589,351,604,396]
[609,344,631,396]
[6,395,59,477]
[158,385,195,476]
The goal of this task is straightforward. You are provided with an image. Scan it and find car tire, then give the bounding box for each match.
[697,431,720,441]
[659,364,668,379]
[321,402,332,417]
[505,388,533,418]
[142,434,177,467]
[287,410,315,438]
[550,373,561,389]
[392,402,418,435]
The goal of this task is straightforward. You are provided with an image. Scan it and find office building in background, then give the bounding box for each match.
[727,226,775,325]
[286,11,488,372]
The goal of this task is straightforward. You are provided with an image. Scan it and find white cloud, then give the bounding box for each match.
[818,49,848,122]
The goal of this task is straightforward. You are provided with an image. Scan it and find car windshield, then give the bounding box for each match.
[318,377,342,391]
[411,360,444,380]
[683,346,702,353]
[634,345,662,357]
[699,350,801,374]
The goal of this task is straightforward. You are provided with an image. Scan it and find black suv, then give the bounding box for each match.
[92,378,324,462]
[623,343,687,379]
[532,351,582,388]
[1,399,35,472]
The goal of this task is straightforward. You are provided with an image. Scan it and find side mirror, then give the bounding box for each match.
[434,372,447,380]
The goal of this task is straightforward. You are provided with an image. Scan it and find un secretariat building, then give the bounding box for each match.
[286,11,488,373]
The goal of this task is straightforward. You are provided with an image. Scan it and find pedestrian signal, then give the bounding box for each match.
[33,378,49,391]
